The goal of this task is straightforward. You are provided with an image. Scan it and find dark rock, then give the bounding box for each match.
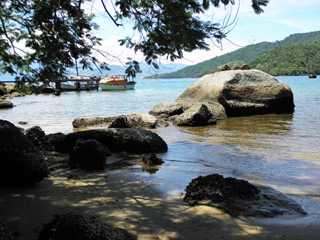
[221,64,231,71]
[38,213,137,240]
[184,174,260,206]
[176,69,295,116]
[141,153,164,165]
[0,120,48,186]
[57,128,168,154]
[69,139,111,169]
[45,133,66,152]
[240,64,251,70]
[0,149,49,186]
[184,174,307,217]
[0,217,14,240]
[26,126,46,149]
[172,103,216,126]
[18,121,28,125]
[109,113,158,129]
[73,117,114,128]
[309,74,317,78]
[0,120,35,151]
[0,100,13,109]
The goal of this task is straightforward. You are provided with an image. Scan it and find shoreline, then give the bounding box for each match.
[1,153,320,240]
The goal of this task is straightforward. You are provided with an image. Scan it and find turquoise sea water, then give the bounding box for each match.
[1,76,320,217]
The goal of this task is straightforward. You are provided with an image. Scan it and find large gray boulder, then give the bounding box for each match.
[52,128,168,154]
[176,69,294,116]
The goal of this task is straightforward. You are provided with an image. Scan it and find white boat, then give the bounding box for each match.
[99,74,136,91]
[59,75,98,91]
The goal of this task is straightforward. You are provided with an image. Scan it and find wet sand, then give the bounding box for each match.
[1,154,320,240]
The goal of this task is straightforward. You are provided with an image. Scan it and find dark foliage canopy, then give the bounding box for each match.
[0,0,269,84]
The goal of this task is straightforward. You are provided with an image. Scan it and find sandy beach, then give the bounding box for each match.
[1,153,320,240]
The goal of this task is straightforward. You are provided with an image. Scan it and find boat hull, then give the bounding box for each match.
[99,83,136,91]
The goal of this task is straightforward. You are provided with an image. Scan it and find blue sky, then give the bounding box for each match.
[85,0,320,66]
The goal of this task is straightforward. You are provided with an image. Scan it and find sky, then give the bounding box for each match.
[81,0,320,67]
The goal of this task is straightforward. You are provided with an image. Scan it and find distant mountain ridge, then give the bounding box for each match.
[146,30,320,78]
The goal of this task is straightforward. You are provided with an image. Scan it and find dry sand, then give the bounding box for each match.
[1,154,320,240]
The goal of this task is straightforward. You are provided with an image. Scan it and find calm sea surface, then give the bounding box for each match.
[1,76,320,216]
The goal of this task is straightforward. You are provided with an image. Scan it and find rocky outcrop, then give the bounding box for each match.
[109,113,158,129]
[51,128,168,154]
[38,213,137,240]
[176,69,295,117]
[184,174,306,217]
[0,120,49,186]
[172,103,216,126]
[0,100,13,109]
[69,139,111,169]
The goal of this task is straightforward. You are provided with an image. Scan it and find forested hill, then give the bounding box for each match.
[249,41,320,76]
[146,30,320,78]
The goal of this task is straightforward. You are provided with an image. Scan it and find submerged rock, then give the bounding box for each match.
[0,120,49,186]
[176,69,295,117]
[141,153,164,166]
[184,174,306,217]
[69,139,111,169]
[38,213,137,240]
[149,102,193,117]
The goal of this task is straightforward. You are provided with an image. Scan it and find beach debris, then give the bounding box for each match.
[38,213,137,240]
[141,153,164,166]
[184,174,307,217]
[69,139,111,169]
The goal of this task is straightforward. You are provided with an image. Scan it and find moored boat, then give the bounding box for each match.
[99,74,136,91]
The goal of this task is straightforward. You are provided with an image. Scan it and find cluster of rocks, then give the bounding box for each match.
[149,69,295,126]
[0,217,14,240]
[221,64,251,71]
[38,213,137,240]
[184,174,306,217]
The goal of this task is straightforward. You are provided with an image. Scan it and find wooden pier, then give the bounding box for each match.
[1,76,101,92]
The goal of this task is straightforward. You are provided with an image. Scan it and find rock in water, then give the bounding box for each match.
[54,128,168,154]
[176,69,295,117]
[141,153,164,165]
[38,213,137,240]
[0,100,13,109]
[183,174,306,217]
